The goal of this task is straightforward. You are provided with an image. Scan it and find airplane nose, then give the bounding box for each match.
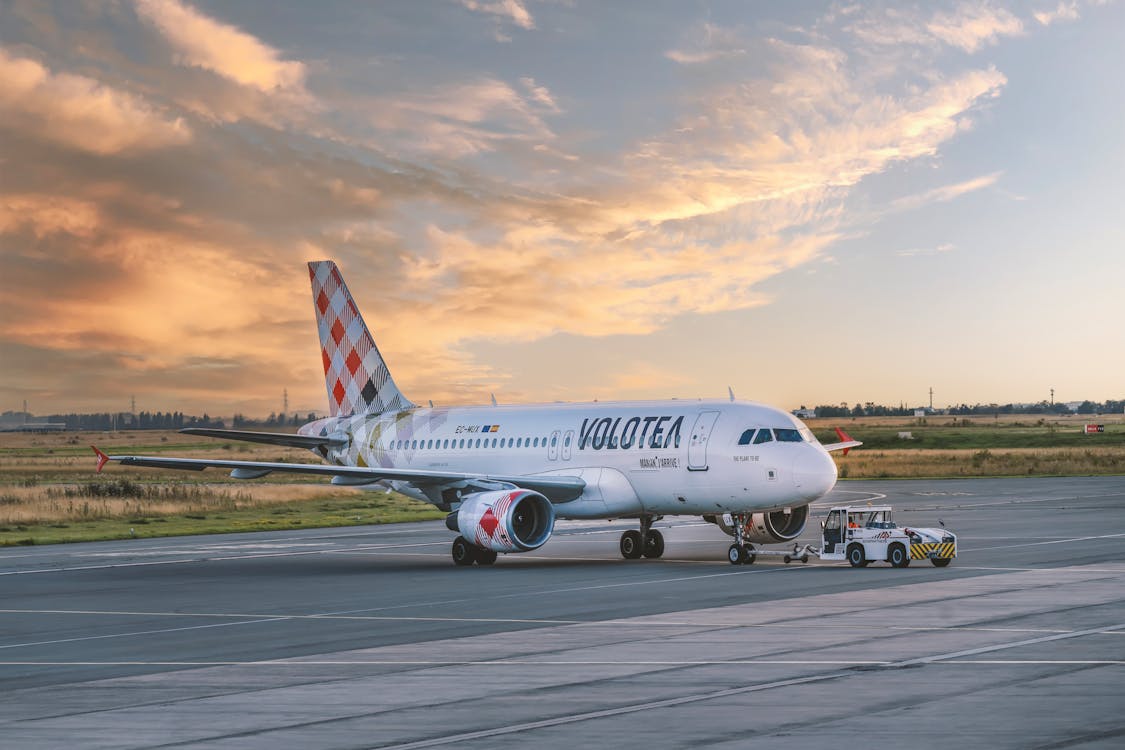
[793,446,837,500]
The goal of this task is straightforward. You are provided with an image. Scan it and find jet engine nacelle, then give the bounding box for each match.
[450,489,555,553]
[709,505,809,543]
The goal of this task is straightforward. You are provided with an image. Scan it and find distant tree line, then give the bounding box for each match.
[232,412,318,428]
[809,399,1123,418]
[43,412,224,430]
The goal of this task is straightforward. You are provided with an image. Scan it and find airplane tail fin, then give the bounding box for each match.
[308,261,414,417]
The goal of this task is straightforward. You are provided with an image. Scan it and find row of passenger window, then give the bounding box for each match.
[736,428,805,446]
[387,434,569,452]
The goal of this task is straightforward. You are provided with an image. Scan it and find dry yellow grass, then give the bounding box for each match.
[835,446,1125,478]
[0,430,376,527]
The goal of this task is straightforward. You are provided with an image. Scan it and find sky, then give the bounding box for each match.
[1,0,1123,418]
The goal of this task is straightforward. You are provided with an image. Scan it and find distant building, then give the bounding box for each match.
[792,407,817,419]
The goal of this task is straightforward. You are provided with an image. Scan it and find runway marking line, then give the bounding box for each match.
[962,531,1125,553]
[2,659,1122,667]
[1,605,1120,651]
[352,621,1125,750]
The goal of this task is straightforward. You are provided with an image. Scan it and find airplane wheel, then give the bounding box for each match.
[477,549,498,566]
[888,543,910,568]
[741,546,755,565]
[643,530,665,559]
[932,557,952,567]
[452,536,476,566]
[727,544,743,565]
[847,543,866,568]
[620,530,644,559]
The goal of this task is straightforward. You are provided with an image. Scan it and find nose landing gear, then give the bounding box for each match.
[726,513,755,565]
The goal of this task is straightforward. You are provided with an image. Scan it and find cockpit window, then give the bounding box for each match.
[752,429,773,444]
[774,428,803,442]
[737,429,755,446]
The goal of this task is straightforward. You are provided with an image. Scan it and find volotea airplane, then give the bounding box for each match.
[94,261,861,565]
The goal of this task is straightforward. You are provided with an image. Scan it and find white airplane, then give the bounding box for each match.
[94,261,860,565]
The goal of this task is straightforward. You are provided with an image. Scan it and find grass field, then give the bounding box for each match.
[808,413,1125,478]
[1,414,1121,545]
[0,430,444,547]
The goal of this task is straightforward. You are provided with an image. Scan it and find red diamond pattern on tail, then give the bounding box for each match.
[309,260,413,418]
[345,349,362,376]
[479,508,499,539]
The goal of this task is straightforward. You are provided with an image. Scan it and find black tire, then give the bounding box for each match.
[888,543,910,568]
[620,530,643,559]
[451,536,476,566]
[727,544,743,565]
[643,530,665,559]
[847,543,866,568]
[742,547,756,565]
[932,557,952,567]
[476,549,498,566]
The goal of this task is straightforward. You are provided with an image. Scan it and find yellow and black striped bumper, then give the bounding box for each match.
[910,542,956,560]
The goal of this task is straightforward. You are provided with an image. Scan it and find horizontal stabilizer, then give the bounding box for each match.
[822,427,862,456]
[180,428,345,449]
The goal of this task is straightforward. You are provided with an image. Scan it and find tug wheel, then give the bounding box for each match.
[847,543,867,568]
[888,543,910,568]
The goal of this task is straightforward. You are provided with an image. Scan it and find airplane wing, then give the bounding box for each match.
[179,428,345,449]
[91,447,585,503]
[821,427,862,456]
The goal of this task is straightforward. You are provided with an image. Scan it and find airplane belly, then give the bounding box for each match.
[554,467,643,519]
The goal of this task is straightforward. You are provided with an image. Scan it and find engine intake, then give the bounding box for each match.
[450,489,555,553]
[712,505,809,543]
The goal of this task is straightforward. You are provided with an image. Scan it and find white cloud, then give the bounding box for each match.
[133,0,306,94]
[898,242,956,257]
[1035,2,1081,26]
[926,3,1024,52]
[0,47,191,155]
[368,77,556,156]
[460,0,535,30]
[891,172,1002,212]
[666,22,747,65]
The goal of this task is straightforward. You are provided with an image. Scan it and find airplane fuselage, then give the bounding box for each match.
[298,399,837,518]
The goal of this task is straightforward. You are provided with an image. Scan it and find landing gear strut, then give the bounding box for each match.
[727,513,755,565]
[620,515,664,560]
[452,536,498,566]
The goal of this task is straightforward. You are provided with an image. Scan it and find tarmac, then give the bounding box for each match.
[1,476,1124,749]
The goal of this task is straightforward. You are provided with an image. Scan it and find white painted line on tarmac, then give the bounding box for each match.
[962,531,1125,553]
[901,622,1125,665]
[3,657,1123,668]
[5,608,1103,636]
[0,541,450,576]
[370,620,1125,749]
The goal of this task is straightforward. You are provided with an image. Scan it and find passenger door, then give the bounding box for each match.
[687,410,720,471]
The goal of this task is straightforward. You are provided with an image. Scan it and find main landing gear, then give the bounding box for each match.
[451,536,498,566]
[727,513,755,565]
[619,515,664,560]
